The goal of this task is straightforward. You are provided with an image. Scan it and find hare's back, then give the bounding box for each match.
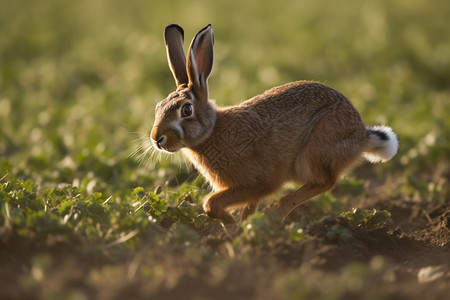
[243,81,354,114]
[244,80,366,148]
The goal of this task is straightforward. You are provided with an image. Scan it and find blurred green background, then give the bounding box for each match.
[1,0,449,194]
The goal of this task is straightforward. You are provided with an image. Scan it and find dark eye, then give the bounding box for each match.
[181,103,193,117]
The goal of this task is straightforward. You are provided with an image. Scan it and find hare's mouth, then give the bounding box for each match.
[151,136,181,153]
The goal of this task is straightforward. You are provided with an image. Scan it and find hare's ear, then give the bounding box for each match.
[187,24,214,101]
[164,24,189,87]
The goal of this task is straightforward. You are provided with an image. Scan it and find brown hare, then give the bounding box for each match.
[151,24,398,224]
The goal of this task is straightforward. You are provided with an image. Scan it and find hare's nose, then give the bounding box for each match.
[156,135,167,149]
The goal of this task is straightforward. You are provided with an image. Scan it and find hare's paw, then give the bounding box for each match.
[202,197,236,224]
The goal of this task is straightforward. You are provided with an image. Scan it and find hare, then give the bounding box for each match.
[151,24,398,224]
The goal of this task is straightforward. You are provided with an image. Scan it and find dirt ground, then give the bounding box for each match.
[1,174,449,300]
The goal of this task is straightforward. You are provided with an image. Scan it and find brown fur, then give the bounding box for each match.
[150,24,397,223]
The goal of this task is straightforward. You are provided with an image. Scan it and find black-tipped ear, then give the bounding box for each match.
[164,24,189,87]
[187,24,214,101]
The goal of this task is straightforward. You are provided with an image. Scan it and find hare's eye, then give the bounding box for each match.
[181,103,193,118]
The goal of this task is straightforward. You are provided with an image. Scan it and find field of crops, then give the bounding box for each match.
[1,0,449,299]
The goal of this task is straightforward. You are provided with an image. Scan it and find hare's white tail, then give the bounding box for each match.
[363,125,399,163]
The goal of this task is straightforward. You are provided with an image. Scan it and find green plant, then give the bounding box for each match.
[340,208,394,229]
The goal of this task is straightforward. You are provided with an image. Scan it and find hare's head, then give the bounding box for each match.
[151,24,216,152]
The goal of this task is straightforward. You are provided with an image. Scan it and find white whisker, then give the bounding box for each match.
[126,130,193,181]
[125,130,162,168]
[127,144,146,159]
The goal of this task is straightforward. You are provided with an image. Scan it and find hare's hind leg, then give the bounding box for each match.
[276,182,336,218]
[203,186,271,224]
[278,113,366,218]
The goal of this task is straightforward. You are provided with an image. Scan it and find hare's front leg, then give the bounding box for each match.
[203,186,270,224]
